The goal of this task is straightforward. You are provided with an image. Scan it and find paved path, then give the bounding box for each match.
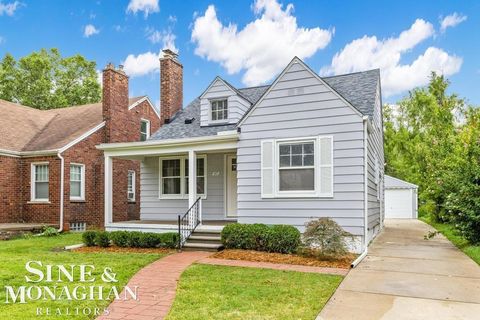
[318,219,480,320]
[198,257,348,275]
[97,251,211,320]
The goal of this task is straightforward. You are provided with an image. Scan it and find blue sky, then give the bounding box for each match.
[0,0,478,107]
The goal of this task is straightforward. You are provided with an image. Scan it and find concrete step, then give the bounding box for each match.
[189,235,221,242]
[183,242,223,252]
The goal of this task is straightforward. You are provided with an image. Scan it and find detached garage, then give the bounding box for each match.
[385,175,418,219]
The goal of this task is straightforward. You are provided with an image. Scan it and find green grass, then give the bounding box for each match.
[0,233,165,319]
[421,216,480,265]
[167,264,343,320]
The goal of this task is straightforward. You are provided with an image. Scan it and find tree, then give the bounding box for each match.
[384,73,467,220]
[0,48,101,109]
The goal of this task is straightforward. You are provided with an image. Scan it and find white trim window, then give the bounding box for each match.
[261,136,333,198]
[140,119,150,141]
[127,170,136,202]
[70,164,85,201]
[210,99,228,122]
[31,163,49,201]
[159,156,207,199]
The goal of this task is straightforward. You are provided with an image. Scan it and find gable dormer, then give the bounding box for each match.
[200,77,251,126]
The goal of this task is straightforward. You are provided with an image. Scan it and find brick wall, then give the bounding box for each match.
[20,156,61,225]
[0,156,22,222]
[0,64,160,229]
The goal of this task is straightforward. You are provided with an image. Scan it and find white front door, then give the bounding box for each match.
[226,155,238,217]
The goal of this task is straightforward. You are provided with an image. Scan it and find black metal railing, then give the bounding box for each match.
[177,197,202,250]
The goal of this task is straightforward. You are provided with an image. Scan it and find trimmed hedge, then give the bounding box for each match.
[82,231,97,247]
[81,231,178,249]
[221,223,300,254]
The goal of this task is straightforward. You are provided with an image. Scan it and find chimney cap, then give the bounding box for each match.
[162,49,178,59]
[105,62,115,70]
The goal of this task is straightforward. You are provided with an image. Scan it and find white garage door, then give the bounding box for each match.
[385,189,415,219]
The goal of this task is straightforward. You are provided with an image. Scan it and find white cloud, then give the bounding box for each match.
[126,0,159,18]
[191,0,333,86]
[320,19,462,97]
[145,27,178,50]
[123,51,165,77]
[440,13,467,33]
[124,23,178,77]
[0,1,21,16]
[84,24,99,38]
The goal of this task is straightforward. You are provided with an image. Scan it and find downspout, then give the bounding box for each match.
[351,116,369,268]
[57,151,65,232]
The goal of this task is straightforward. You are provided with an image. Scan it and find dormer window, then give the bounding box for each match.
[140,119,150,141]
[211,99,228,122]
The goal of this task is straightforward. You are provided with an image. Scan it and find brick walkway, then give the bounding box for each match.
[198,257,349,276]
[97,251,212,320]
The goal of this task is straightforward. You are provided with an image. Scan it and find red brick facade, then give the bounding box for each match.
[0,64,160,230]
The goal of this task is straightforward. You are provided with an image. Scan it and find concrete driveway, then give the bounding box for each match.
[318,219,480,320]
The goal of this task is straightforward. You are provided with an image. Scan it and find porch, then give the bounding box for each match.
[99,133,239,234]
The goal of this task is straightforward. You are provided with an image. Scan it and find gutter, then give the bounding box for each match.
[352,116,370,268]
[57,151,65,232]
[96,133,239,151]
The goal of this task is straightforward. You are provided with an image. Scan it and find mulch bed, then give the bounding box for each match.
[213,249,356,269]
[73,246,176,254]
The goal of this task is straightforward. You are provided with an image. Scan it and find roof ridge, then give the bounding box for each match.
[237,84,271,90]
[21,113,61,151]
[322,68,380,79]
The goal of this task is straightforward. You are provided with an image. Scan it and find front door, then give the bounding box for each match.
[226,155,238,217]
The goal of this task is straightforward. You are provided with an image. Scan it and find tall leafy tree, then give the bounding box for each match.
[384,73,466,218]
[0,48,101,109]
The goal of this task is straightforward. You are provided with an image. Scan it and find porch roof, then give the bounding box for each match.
[96,132,238,158]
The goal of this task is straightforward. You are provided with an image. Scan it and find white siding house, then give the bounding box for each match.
[98,57,385,253]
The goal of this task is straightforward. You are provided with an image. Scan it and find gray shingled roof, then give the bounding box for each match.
[150,86,269,140]
[323,69,380,117]
[150,70,380,141]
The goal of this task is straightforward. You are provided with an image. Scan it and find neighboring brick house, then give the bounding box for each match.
[0,59,169,230]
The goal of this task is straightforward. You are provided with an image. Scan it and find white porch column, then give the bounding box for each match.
[104,155,113,225]
[188,150,197,207]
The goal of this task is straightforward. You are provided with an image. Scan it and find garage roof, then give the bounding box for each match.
[385,175,418,189]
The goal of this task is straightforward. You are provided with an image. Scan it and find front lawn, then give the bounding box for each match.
[421,216,480,265]
[167,264,343,320]
[0,233,165,319]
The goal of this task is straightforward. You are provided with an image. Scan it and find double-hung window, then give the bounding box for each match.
[261,136,333,198]
[210,99,228,122]
[31,163,49,201]
[159,157,206,198]
[185,158,206,194]
[278,142,315,191]
[70,164,85,201]
[127,170,136,202]
[140,119,150,141]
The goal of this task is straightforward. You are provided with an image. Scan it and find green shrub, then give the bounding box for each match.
[139,233,161,248]
[128,231,144,248]
[40,226,60,237]
[302,218,351,259]
[221,223,300,253]
[82,231,97,247]
[265,225,300,254]
[95,231,110,248]
[159,232,178,248]
[221,223,256,250]
[110,231,129,247]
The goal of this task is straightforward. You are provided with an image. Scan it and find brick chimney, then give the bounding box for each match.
[160,49,183,125]
[102,63,129,143]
